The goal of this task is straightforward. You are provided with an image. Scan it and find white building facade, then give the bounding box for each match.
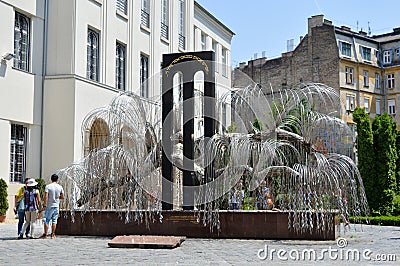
[0,0,233,219]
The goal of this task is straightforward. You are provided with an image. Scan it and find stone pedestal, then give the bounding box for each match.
[57,210,336,240]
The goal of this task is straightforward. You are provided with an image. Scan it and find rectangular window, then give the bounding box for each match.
[375,73,381,89]
[396,48,400,57]
[14,12,30,71]
[212,41,218,73]
[178,0,185,49]
[201,32,206,50]
[363,70,369,87]
[116,0,127,15]
[10,124,27,183]
[376,99,381,115]
[222,47,227,77]
[360,46,371,61]
[116,43,126,91]
[222,103,227,130]
[387,73,395,89]
[388,99,396,115]
[340,41,351,57]
[141,0,150,28]
[346,95,355,112]
[383,50,391,64]
[160,0,169,39]
[364,97,369,113]
[87,29,99,81]
[140,54,149,98]
[345,67,353,84]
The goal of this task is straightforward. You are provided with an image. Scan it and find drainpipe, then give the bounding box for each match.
[40,0,49,178]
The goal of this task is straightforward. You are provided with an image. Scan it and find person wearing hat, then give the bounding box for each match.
[14,178,31,238]
[19,178,42,239]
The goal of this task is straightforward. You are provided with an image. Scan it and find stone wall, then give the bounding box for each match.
[234,22,340,92]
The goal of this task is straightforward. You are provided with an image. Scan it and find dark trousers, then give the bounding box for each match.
[18,210,30,236]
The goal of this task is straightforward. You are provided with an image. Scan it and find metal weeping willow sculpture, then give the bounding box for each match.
[56,56,369,236]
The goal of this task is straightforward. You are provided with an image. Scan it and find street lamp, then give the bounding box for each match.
[1,53,15,61]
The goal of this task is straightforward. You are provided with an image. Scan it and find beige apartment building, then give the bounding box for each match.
[236,15,400,129]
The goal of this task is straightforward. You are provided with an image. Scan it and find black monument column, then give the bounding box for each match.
[162,51,215,210]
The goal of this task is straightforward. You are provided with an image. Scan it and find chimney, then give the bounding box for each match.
[394,27,400,34]
[299,36,304,42]
[252,57,267,67]
[239,62,246,70]
[359,30,367,36]
[341,26,351,32]
[308,15,324,35]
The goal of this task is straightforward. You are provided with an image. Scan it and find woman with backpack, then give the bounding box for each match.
[19,178,42,239]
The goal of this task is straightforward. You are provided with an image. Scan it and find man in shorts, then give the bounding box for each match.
[40,174,64,239]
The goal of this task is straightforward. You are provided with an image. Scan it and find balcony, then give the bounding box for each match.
[141,9,150,28]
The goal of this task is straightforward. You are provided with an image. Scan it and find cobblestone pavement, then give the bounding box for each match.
[0,221,399,265]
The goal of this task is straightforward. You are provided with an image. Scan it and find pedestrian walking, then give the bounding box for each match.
[40,174,64,239]
[19,178,41,239]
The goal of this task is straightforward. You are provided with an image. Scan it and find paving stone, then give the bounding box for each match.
[0,222,399,265]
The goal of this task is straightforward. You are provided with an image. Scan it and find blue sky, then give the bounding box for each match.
[196,0,399,66]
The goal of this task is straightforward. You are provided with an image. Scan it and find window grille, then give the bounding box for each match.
[116,43,126,90]
[116,0,127,14]
[10,124,27,183]
[14,12,30,71]
[140,55,149,98]
[87,29,99,81]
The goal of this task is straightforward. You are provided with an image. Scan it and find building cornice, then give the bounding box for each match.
[194,1,234,41]
[44,74,120,93]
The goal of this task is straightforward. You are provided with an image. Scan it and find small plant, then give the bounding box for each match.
[226,122,237,133]
[0,179,9,216]
[35,178,46,202]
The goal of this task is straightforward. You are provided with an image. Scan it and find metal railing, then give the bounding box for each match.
[141,9,150,28]
[161,22,169,39]
[179,34,185,50]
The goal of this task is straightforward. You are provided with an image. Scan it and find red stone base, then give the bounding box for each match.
[57,210,336,240]
[108,235,186,249]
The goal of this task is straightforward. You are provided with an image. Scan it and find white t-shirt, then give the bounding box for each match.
[45,183,64,208]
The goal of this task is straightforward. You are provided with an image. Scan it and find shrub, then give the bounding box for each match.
[392,195,400,216]
[35,178,46,202]
[0,179,9,216]
[349,215,400,226]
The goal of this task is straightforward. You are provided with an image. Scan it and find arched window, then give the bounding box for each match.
[87,118,110,154]
[14,12,30,71]
[87,29,99,81]
[140,54,149,98]
[116,43,126,90]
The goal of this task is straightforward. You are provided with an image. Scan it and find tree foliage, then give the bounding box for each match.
[353,108,376,210]
[372,113,398,214]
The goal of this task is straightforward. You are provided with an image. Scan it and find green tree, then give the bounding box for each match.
[0,179,9,216]
[372,113,398,214]
[396,131,400,193]
[353,107,376,211]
